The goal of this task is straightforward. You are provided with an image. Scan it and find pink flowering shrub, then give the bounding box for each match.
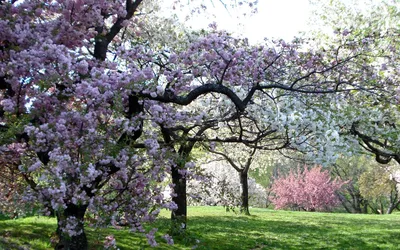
[271,166,347,211]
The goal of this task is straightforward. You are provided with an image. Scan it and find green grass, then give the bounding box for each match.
[1,206,400,249]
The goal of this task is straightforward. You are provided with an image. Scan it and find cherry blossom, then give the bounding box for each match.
[271,166,347,211]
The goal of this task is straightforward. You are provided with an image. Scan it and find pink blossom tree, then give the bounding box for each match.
[271,166,347,211]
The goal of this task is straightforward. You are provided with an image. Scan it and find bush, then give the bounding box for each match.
[271,166,346,211]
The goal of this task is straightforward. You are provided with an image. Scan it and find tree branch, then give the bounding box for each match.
[141,83,246,112]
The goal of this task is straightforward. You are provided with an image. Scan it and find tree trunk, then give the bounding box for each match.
[171,165,187,231]
[362,202,368,214]
[368,203,380,214]
[386,199,400,214]
[386,203,396,214]
[351,192,362,213]
[239,170,250,216]
[338,193,352,213]
[387,188,400,214]
[339,186,369,214]
[55,204,88,250]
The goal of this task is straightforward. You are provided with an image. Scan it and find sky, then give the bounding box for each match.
[241,0,311,41]
[164,0,312,43]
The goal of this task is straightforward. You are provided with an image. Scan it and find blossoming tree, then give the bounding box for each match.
[271,166,346,211]
[187,160,269,210]
[309,0,400,165]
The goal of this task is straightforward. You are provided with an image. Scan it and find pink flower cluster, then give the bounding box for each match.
[271,166,347,211]
[104,235,118,249]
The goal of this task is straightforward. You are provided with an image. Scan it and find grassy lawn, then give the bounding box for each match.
[1,206,400,249]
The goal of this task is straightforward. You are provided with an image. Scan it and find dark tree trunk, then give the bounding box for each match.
[350,191,362,213]
[338,194,352,213]
[386,202,397,214]
[160,126,192,231]
[368,204,380,214]
[362,202,368,214]
[55,204,88,250]
[171,165,187,230]
[339,185,369,214]
[239,170,250,216]
[386,191,400,214]
[353,192,369,214]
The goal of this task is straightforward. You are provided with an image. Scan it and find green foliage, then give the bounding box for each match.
[332,155,400,214]
[0,212,9,221]
[249,168,270,188]
[359,167,392,200]
[2,207,400,249]
[0,113,30,145]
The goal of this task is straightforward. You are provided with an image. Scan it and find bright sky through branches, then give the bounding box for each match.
[243,0,311,41]
[164,0,311,43]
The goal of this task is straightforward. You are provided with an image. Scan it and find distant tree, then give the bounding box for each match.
[358,164,400,214]
[206,144,259,215]
[187,160,269,211]
[271,166,346,212]
[331,155,371,213]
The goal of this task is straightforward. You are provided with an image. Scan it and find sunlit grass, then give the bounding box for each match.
[1,207,400,249]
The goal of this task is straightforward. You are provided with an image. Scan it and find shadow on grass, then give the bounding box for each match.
[180,214,400,250]
[0,219,56,250]
[1,209,400,250]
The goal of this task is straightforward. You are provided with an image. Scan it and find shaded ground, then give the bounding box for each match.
[1,207,400,249]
